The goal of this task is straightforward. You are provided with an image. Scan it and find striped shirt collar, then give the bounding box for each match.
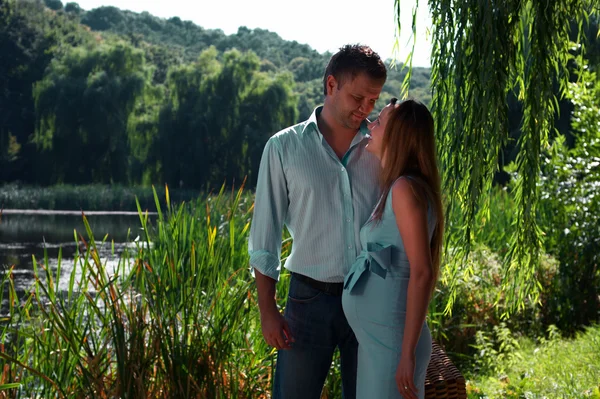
[302,106,371,143]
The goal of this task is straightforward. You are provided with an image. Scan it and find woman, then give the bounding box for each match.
[342,98,444,399]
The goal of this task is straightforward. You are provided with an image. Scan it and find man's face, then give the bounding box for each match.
[326,73,384,130]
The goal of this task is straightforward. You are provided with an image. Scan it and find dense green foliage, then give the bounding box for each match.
[0,0,94,183]
[156,48,297,188]
[33,43,149,184]
[425,0,598,315]
[0,0,431,189]
[536,66,600,332]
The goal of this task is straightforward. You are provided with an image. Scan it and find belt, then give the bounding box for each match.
[291,272,344,296]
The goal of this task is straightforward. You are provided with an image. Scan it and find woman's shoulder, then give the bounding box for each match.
[390,176,428,214]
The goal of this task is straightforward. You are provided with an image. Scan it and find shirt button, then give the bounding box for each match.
[347,218,351,222]
[341,167,345,172]
[347,245,353,249]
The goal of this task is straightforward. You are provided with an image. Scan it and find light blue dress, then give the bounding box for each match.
[342,179,435,399]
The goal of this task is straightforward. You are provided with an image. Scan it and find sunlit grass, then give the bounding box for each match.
[466,325,600,399]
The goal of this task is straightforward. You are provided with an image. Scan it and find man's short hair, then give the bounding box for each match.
[323,44,387,95]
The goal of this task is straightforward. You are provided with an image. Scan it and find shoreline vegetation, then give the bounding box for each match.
[0,186,598,398]
[0,184,201,212]
[1,209,152,215]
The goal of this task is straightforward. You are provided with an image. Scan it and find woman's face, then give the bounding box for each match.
[366,103,396,159]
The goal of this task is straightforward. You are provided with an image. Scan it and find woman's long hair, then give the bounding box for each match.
[371,99,444,285]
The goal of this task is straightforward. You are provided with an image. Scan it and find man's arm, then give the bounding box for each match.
[255,269,294,349]
[248,137,294,349]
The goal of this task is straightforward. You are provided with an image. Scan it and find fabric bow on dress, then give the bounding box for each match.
[344,242,392,293]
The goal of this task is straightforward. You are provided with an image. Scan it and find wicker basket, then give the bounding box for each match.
[424,342,466,399]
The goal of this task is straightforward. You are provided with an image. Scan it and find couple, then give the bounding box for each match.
[249,44,444,399]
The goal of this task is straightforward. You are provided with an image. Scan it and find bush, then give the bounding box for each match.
[537,68,600,332]
[430,244,558,359]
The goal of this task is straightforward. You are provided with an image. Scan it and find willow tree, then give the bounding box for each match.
[33,42,150,184]
[156,47,297,189]
[395,0,598,314]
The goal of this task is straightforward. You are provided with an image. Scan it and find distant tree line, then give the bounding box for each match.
[0,0,432,189]
[1,0,594,189]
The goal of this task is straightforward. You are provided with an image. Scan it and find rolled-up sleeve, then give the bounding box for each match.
[248,137,288,281]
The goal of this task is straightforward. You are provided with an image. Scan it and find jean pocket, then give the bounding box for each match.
[288,275,322,303]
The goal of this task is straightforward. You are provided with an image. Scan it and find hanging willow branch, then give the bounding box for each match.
[392,0,420,97]
[397,0,597,314]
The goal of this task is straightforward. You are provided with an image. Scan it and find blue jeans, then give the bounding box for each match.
[273,274,358,399]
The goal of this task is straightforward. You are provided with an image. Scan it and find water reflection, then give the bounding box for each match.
[0,211,151,310]
[0,211,146,244]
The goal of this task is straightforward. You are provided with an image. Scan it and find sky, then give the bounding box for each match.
[73,0,433,67]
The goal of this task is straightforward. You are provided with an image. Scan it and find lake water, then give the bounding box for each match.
[0,210,152,307]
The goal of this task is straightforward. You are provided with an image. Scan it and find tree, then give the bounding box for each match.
[128,82,164,185]
[64,2,81,15]
[295,79,322,121]
[397,0,598,313]
[33,42,151,184]
[44,0,63,11]
[538,65,600,330]
[0,0,92,183]
[80,6,126,31]
[156,47,297,189]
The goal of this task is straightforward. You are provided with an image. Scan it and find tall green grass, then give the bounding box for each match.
[0,185,286,397]
[0,184,593,398]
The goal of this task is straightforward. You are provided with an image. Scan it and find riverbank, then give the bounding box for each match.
[0,183,201,211]
[1,209,152,215]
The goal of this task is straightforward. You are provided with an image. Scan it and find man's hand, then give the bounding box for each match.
[260,305,294,350]
[254,269,295,350]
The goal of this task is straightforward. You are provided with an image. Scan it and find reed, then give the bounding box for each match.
[0,184,290,398]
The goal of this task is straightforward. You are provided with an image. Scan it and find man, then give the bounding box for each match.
[249,44,386,399]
